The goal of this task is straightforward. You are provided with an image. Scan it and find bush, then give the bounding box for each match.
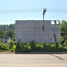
[12,37,15,41]
[10,45,16,52]
[63,41,67,46]
[22,47,30,52]
[30,40,36,50]
[9,40,15,49]
[58,45,64,51]
[0,43,9,51]
[15,43,22,52]
[10,48,15,52]
[0,41,65,52]
[43,43,57,52]
[15,43,31,52]
[34,47,43,52]
[43,43,50,51]
[0,50,2,52]
[63,46,67,51]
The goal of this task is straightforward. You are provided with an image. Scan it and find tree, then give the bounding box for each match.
[0,28,4,38]
[5,29,14,39]
[0,24,15,31]
[60,20,67,37]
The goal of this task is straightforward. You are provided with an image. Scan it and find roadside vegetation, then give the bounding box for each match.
[0,39,67,52]
[0,20,67,52]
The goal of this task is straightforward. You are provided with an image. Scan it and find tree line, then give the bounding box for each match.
[0,24,15,40]
[0,24,15,31]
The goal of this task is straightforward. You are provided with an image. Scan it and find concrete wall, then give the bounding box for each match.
[15,20,61,43]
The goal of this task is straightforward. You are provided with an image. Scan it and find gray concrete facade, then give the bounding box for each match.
[15,20,61,43]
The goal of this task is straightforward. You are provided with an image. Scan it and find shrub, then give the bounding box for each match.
[63,46,67,51]
[12,37,15,41]
[43,43,50,51]
[58,45,64,51]
[30,40,36,50]
[9,40,15,49]
[22,47,30,52]
[15,43,22,52]
[0,43,9,51]
[63,41,67,46]
[35,47,43,52]
[0,50,2,52]
[10,45,16,52]
[10,48,15,52]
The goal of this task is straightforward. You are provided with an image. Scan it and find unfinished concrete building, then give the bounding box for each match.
[15,20,61,43]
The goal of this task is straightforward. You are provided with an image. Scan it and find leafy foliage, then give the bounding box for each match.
[0,24,15,31]
[9,40,15,49]
[0,43,9,51]
[0,24,15,39]
[0,28,4,38]
[60,20,67,36]
[5,29,14,38]
[0,41,67,52]
[30,40,36,50]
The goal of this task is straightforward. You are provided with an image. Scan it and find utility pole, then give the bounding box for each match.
[42,9,47,49]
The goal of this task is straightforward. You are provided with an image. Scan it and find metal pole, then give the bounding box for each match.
[43,14,44,49]
[42,9,46,49]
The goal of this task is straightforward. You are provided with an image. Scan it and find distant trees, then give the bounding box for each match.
[9,24,15,30]
[0,28,4,38]
[5,29,15,39]
[0,24,15,40]
[0,24,15,31]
